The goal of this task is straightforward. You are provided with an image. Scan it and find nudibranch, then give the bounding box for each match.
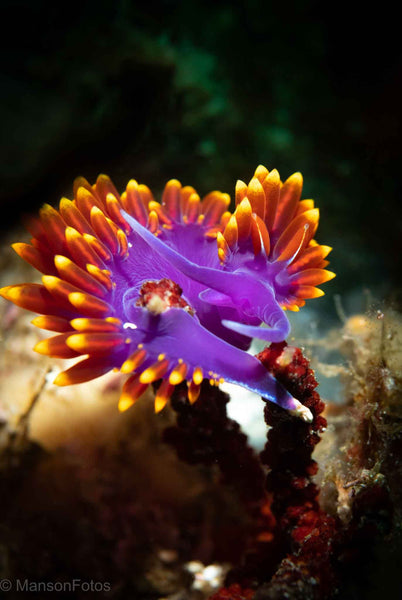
[0,165,334,421]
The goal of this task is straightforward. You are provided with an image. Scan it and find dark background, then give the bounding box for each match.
[1,0,401,313]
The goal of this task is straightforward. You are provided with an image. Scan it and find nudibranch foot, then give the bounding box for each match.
[119,300,301,415]
[0,165,334,418]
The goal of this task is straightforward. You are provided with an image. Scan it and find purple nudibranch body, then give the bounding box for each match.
[0,165,334,418]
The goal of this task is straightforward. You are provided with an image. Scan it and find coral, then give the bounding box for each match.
[259,345,336,598]
[0,165,334,418]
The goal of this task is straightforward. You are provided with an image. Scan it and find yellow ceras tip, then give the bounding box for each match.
[254,164,269,180]
[168,360,188,385]
[33,339,52,355]
[139,370,157,384]
[97,173,113,185]
[41,275,60,290]
[90,205,104,216]
[291,171,303,181]
[53,372,71,386]
[223,214,238,248]
[305,207,319,224]
[118,395,135,412]
[139,356,169,384]
[0,285,13,300]
[54,254,72,269]
[235,179,247,198]
[39,203,55,216]
[325,271,336,282]
[216,231,226,246]
[154,395,168,413]
[120,347,147,373]
[192,367,203,386]
[65,334,87,352]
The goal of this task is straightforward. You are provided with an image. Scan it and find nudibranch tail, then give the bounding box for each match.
[117,304,302,416]
[0,165,333,418]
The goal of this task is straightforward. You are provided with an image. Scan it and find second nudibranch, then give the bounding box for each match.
[0,165,334,421]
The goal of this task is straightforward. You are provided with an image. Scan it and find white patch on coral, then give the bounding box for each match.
[276,345,296,367]
[222,382,268,450]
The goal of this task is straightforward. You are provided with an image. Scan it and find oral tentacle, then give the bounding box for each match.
[222,310,290,343]
[122,210,244,299]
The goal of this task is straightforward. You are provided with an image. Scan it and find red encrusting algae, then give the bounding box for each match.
[209,582,255,600]
[252,342,338,599]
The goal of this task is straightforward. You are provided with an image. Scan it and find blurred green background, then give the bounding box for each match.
[1,0,401,313]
